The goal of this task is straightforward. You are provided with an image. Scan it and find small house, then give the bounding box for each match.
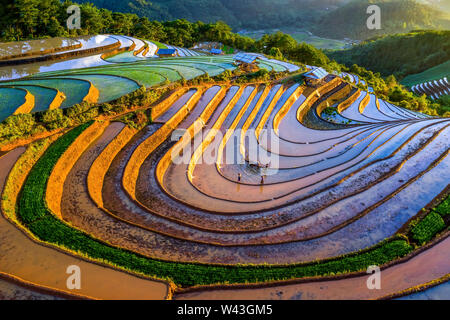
[210,48,223,55]
[304,67,328,86]
[157,48,178,58]
[233,53,260,72]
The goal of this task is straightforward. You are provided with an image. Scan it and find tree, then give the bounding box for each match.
[47,17,66,37]
[15,0,39,37]
[35,0,62,36]
[269,47,283,60]
[386,75,397,88]
[81,2,105,34]
[163,19,195,47]
[289,43,329,66]
[257,32,296,55]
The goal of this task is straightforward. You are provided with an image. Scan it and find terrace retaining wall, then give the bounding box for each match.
[297,77,342,122]
[358,91,371,114]
[83,81,100,104]
[255,85,287,140]
[272,86,304,133]
[46,121,107,219]
[123,87,206,198]
[316,84,352,116]
[49,90,66,110]
[158,86,230,190]
[151,88,189,121]
[87,125,137,208]
[337,88,360,113]
[13,90,35,115]
[100,42,136,60]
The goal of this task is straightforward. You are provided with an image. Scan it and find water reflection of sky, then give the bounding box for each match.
[0,35,149,81]
[0,54,112,81]
[56,35,117,54]
[110,35,134,49]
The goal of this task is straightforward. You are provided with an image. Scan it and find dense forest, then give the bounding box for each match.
[0,0,247,48]
[327,30,450,78]
[76,0,449,39]
[74,0,349,30]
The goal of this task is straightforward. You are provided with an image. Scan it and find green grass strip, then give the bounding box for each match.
[433,194,450,217]
[410,211,446,245]
[17,124,418,287]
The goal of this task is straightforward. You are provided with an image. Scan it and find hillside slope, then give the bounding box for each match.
[401,60,450,87]
[79,0,449,40]
[314,0,449,40]
[327,30,450,78]
[73,0,351,30]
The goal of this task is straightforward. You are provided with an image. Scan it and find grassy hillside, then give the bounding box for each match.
[314,0,449,40]
[401,60,450,87]
[327,30,450,78]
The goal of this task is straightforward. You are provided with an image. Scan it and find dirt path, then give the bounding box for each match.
[0,147,170,300]
[175,235,450,300]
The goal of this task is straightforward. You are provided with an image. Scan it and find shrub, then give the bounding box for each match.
[0,113,35,138]
[65,101,93,118]
[117,111,149,130]
[215,69,233,82]
[42,109,64,124]
[40,109,71,130]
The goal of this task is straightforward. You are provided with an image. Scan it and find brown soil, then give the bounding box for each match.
[0,148,169,300]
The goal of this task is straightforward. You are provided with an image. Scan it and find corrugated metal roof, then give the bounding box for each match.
[157,48,177,55]
[247,53,265,58]
[233,53,258,64]
[210,48,222,54]
[304,67,328,80]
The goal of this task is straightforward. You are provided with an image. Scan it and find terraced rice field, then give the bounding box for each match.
[0,34,448,300]
[0,37,81,61]
[0,87,30,121]
[411,77,449,100]
[8,85,62,113]
[3,78,94,109]
[401,61,450,88]
[0,35,294,121]
[1,65,448,299]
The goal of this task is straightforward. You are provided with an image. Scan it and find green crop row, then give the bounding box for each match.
[408,192,449,245]
[18,121,93,225]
